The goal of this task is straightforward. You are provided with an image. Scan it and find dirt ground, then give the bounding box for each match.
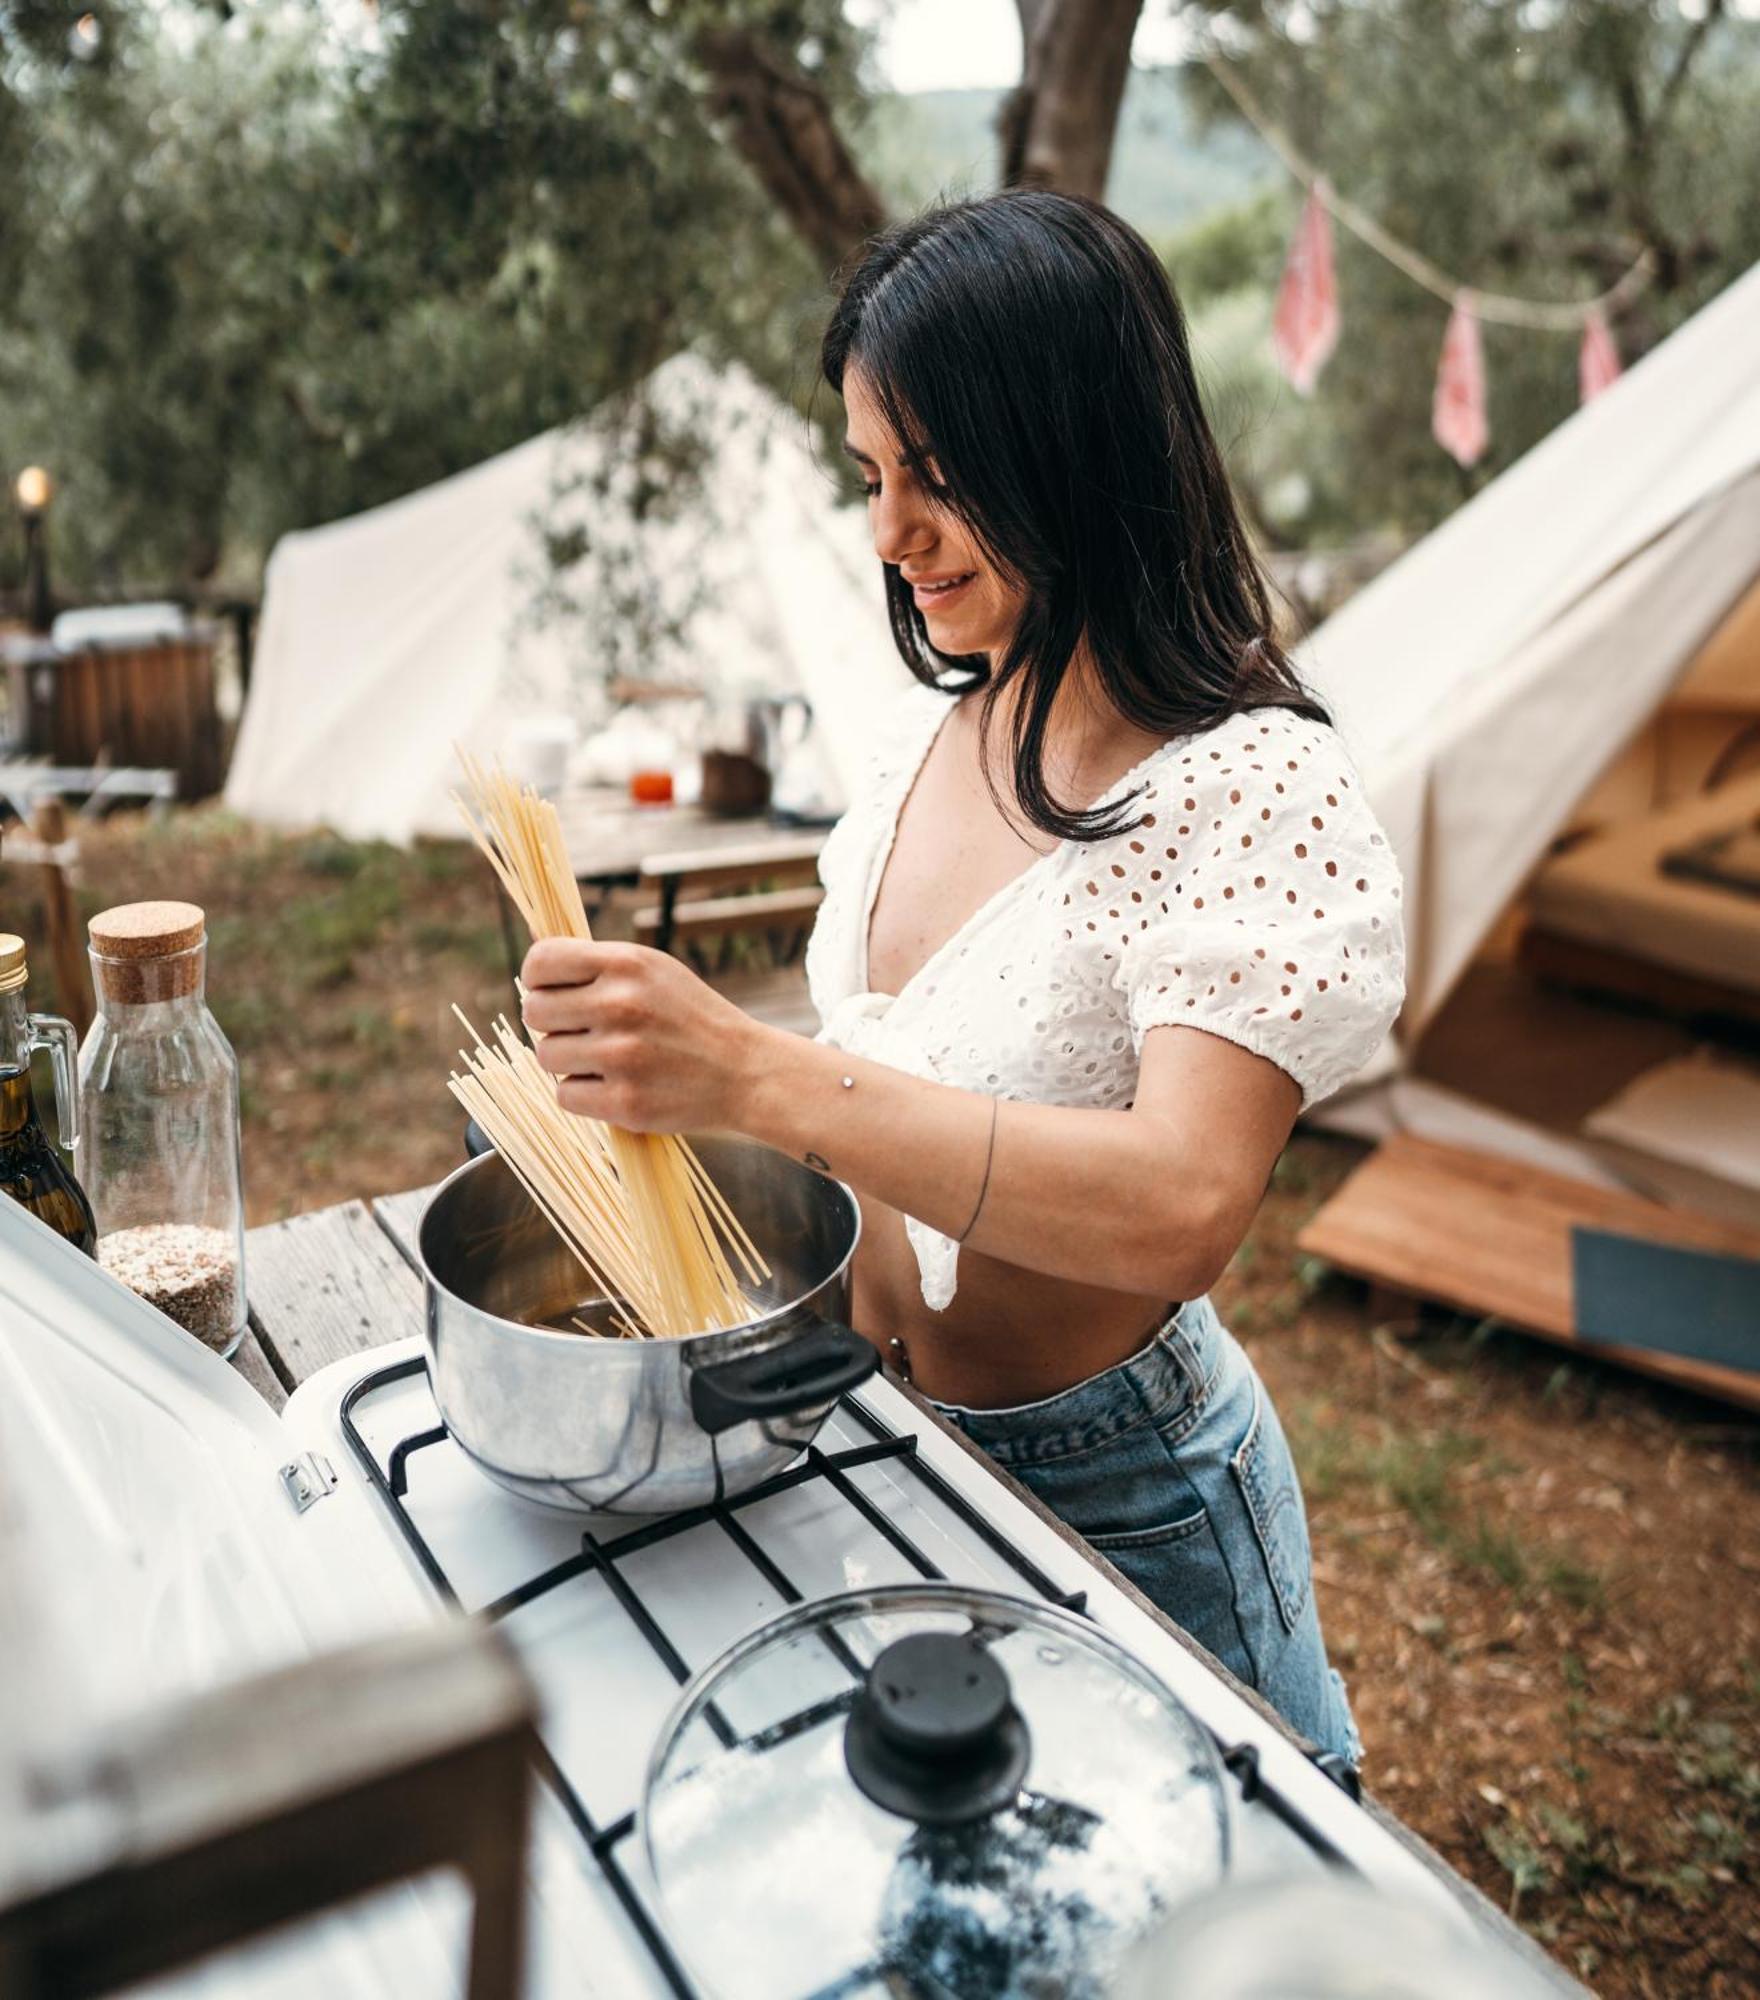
[8,806,1758,1995]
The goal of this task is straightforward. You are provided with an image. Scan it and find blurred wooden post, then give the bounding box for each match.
[0,1622,537,2000]
[30,800,90,1039]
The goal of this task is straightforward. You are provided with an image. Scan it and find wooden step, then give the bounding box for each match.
[1296,1133,1760,1411]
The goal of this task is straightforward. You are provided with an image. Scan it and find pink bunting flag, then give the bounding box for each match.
[1432,295,1489,468]
[1578,309,1622,404]
[1271,185,1340,395]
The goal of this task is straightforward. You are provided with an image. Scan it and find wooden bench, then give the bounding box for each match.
[1296,1133,1760,1412]
[635,884,823,950]
[634,834,825,966]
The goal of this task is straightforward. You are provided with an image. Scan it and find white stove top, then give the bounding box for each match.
[0,1204,1501,1999]
[278,1341,1460,1997]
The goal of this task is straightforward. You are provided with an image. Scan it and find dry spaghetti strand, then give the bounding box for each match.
[449,756,767,1338]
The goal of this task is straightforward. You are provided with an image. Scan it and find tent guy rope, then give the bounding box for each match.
[1198,49,1656,332]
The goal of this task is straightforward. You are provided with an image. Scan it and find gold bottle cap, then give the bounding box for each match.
[88,902,206,1003]
[0,934,26,996]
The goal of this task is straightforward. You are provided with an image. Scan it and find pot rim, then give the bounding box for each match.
[416,1140,864,1353]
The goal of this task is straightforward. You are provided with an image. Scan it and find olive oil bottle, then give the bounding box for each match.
[0,935,96,1254]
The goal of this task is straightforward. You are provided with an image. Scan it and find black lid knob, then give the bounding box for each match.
[844,1632,1030,1826]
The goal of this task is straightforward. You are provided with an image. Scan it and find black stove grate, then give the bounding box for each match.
[339,1356,1354,1999]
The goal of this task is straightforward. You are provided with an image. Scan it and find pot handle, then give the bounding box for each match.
[689,1320,878,1435]
[463,1117,493,1160]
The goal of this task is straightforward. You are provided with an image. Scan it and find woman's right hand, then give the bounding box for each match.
[520,938,773,1133]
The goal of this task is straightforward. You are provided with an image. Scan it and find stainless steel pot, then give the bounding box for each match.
[417,1136,876,1514]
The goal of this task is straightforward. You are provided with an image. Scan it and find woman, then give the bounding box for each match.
[522,191,1404,1763]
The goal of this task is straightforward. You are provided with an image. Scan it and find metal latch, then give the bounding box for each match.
[279,1452,338,1513]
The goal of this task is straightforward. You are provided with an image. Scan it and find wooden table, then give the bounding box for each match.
[233,1186,1586,1998]
[555,785,826,895]
[480,785,827,995]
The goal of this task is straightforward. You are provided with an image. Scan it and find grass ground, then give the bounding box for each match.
[8,805,1759,1996]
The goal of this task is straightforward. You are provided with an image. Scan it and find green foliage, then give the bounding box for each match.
[1176,1,1760,545]
[0,0,854,595]
[1483,1818,1551,1916]
[867,67,1274,230]
[9,0,1759,595]
[1282,1405,1608,1609]
[1161,188,1292,312]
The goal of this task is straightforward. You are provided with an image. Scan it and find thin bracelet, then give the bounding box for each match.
[955,1096,1000,1244]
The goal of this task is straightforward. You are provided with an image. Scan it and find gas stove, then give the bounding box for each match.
[0,1201,1536,1999]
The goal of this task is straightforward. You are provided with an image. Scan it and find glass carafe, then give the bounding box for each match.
[0,934,97,1254]
[77,902,247,1357]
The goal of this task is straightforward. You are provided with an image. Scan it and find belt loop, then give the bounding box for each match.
[1168,1296,1214,1404]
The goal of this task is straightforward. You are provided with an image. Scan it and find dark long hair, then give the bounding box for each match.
[821,189,1328,842]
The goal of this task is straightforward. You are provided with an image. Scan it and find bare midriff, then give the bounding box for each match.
[847,1192,1172,1408]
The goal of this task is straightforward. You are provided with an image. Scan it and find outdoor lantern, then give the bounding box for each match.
[15,466,56,633]
[15,466,53,517]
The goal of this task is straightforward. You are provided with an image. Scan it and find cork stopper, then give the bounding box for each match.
[0,935,26,997]
[89,902,207,1004]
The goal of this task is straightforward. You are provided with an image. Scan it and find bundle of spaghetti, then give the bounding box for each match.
[449,755,767,1338]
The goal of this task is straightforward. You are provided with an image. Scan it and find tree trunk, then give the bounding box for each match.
[999,0,1143,200]
[694,27,890,274]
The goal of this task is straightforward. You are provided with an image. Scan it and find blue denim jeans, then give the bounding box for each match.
[929,1295,1359,1765]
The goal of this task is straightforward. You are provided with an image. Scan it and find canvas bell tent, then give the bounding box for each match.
[1296,258,1760,1183]
[1294,261,1760,1408]
[224,357,903,845]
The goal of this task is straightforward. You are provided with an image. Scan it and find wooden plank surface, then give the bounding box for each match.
[229,1324,289,1411]
[371,1183,442,1272]
[1297,1133,1760,1411]
[245,1199,425,1392]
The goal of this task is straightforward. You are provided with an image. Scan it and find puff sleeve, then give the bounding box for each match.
[1120,714,1405,1107]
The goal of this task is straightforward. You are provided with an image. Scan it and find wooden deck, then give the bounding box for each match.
[1297,1134,1760,1411]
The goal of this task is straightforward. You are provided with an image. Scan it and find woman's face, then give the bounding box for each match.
[843,366,1024,661]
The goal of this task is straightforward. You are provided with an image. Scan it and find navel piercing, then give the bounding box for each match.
[841,1074,854,1089]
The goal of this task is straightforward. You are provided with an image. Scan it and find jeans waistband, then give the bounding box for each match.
[928,1295,1224,1467]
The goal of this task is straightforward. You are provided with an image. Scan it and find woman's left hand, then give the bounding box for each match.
[520,939,768,1133]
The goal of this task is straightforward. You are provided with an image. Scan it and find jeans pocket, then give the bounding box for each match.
[1084,1506,1212,1553]
[1002,1415,1205,1550]
[1229,1377,1312,1635]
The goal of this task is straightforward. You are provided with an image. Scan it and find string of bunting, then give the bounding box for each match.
[1199,50,1655,466]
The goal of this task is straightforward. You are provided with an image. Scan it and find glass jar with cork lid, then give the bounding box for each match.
[77,901,247,1357]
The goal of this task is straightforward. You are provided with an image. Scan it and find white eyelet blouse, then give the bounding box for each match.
[805,681,1406,1311]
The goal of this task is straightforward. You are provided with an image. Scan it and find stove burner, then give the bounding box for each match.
[339,1357,1351,1999]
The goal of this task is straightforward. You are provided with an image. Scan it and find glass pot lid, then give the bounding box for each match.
[641,1583,1230,2000]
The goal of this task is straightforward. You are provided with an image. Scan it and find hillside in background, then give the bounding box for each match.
[870,65,1275,236]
